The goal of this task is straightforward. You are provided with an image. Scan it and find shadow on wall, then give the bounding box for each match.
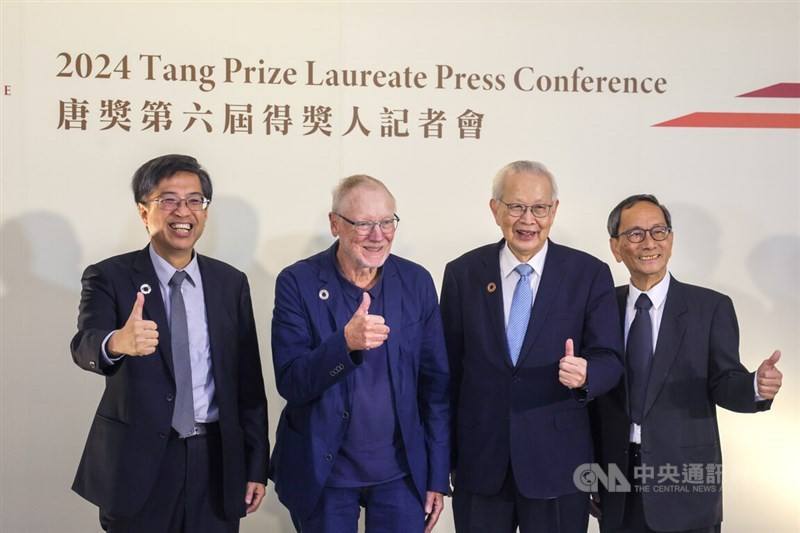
[667,202,766,329]
[746,235,800,358]
[202,195,297,532]
[0,211,102,533]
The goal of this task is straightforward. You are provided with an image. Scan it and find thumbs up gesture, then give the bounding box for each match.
[107,292,159,356]
[756,350,783,400]
[559,338,587,389]
[344,292,390,351]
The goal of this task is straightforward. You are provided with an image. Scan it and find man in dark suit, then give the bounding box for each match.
[591,194,783,533]
[269,175,450,533]
[441,160,624,533]
[70,154,269,533]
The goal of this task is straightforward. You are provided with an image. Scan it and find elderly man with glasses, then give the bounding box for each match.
[70,154,269,533]
[590,194,782,533]
[441,160,624,533]
[269,174,450,533]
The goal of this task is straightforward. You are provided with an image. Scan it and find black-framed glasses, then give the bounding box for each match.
[498,199,553,218]
[335,213,400,235]
[146,194,210,212]
[614,225,672,243]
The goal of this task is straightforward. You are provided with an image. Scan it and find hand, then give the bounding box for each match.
[756,350,783,400]
[107,292,159,356]
[344,292,390,351]
[589,492,602,519]
[244,481,266,514]
[559,338,587,389]
[424,491,445,533]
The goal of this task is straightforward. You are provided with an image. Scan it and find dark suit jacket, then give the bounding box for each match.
[269,244,450,521]
[441,239,623,499]
[591,277,771,531]
[70,246,269,520]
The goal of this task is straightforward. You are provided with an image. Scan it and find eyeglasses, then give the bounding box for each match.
[146,194,210,212]
[614,225,672,243]
[335,213,400,235]
[497,199,554,218]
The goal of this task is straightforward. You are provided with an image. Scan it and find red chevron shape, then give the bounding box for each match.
[738,83,800,98]
[654,112,800,129]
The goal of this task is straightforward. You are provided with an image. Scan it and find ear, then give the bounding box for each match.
[550,199,560,217]
[489,199,502,225]
[609,237,623,263]
[137,203,150,232]
[329,212,339,237]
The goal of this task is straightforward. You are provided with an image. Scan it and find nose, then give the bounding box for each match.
[519,207,537,224]
[367,223,384,240]
[173,199,192,215]
[640,231,658,246]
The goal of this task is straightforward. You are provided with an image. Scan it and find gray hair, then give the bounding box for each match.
[607,194,672,237]
[331,174,396,213]
[492,160,559,201]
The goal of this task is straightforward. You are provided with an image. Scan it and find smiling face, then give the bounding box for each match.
[330,184,396,281]
[610,200,673,291]
[490,171,558,262]
[138,171,208,268]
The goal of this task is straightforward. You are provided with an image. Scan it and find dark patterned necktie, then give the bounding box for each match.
[627,293,653,424]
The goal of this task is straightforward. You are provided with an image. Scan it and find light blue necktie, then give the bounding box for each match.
[507,264,534,366]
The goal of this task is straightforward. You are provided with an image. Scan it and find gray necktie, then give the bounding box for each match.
[169,270,195,437]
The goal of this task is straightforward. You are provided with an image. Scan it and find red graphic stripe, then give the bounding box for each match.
[738,83,800,98]
[654,112,800,129]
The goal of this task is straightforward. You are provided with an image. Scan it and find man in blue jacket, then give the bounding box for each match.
[441,160,623,533]
[270,174,450,533]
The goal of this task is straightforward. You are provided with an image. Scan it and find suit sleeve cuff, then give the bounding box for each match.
[753,372,765,401]
[101,330,125,366]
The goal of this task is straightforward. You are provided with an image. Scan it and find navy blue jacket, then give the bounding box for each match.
[269,244,450,520]
[441,239,623,498]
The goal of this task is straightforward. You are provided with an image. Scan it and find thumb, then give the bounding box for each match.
[565,338,575,357]
[130,291,144,321]
[356,291,371,316]
[764,350,781,367]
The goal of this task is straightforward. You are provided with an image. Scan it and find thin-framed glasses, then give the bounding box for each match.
[335,213,400,235]
[146,194,210,212]
[614,225,672,243]
[497,199,553,218]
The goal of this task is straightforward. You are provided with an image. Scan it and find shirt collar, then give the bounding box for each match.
[500,240,548,280]
[627,271,671,311]
[148,245,199,288]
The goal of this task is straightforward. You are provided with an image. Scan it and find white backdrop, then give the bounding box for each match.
[1,2,798,532]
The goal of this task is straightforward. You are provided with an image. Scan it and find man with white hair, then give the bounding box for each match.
[441,160,623,533]
[270,175,450,533]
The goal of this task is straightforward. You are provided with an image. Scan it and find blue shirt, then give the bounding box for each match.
[326,266,407,487]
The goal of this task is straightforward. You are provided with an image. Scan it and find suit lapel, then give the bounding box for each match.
[516,240,565,370]
[317,244,347,335]
[643,277,687,417]
[616,286,631,414]
[478,241,511,370]
[132,245,173,378]
[383,258,402,372]
[198,255,226,383]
